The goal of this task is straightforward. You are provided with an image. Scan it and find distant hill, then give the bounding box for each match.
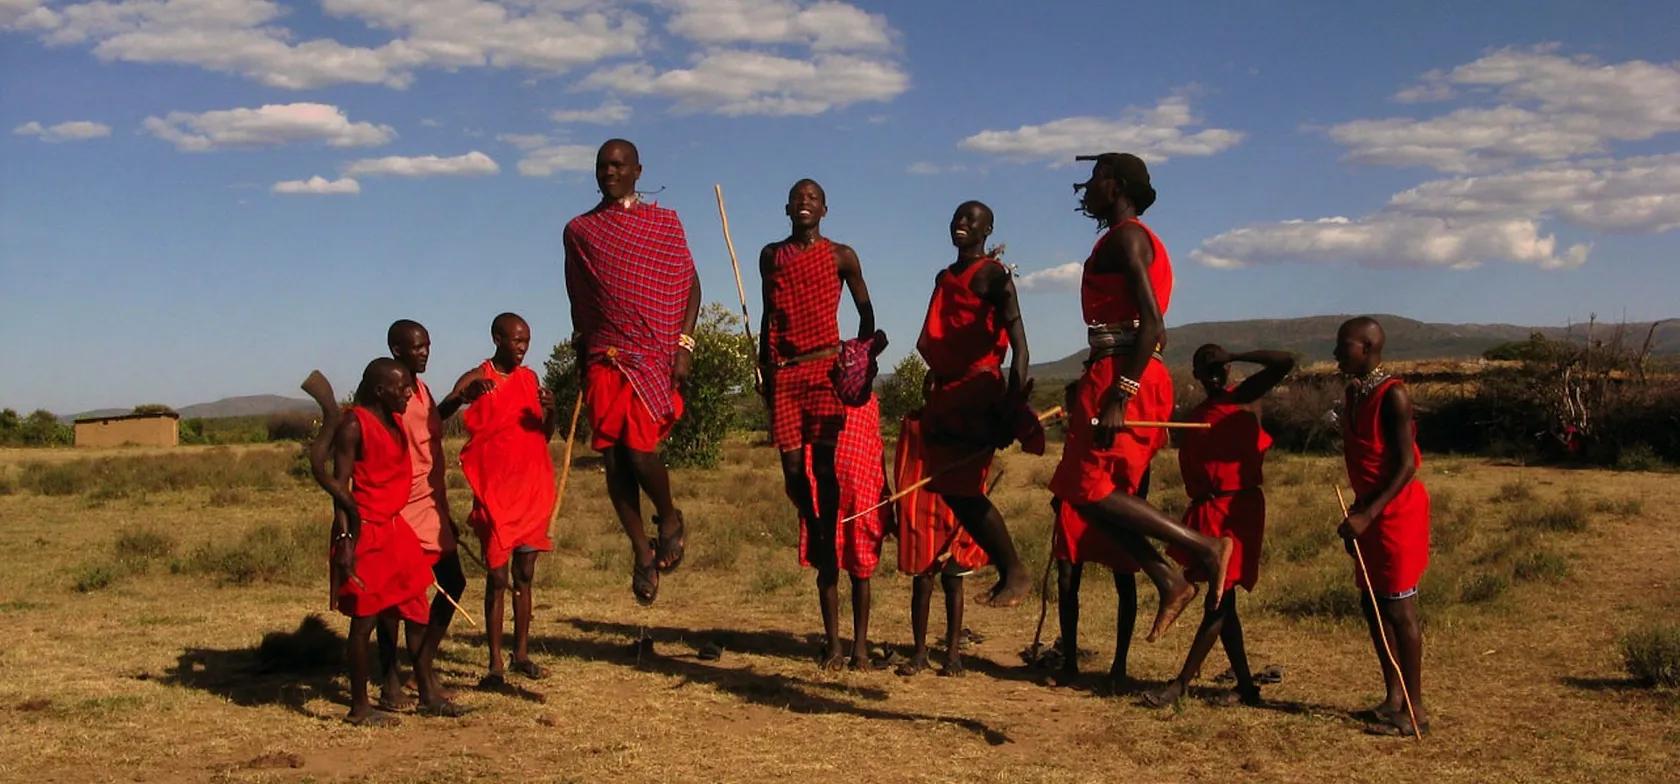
[68,395,317,423]
[1030,314,1679,379]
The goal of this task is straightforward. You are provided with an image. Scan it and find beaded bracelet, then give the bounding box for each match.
[677,333,697,352]
[1114,375,1142,397]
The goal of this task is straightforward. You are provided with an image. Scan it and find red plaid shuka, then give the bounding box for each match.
[564,201,697,422]
[764,239,841,363]
[798,395,890,579]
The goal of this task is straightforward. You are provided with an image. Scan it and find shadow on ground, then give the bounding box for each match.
[150,614,348,719]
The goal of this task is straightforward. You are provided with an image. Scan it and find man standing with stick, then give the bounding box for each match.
[1334,317,1431,738]
[758,178,880,670]
[565,138,702,606]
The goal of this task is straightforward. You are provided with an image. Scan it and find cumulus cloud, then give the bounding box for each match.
[1329,45,1680,173]
[343,150,499,177]
[581,49,907,116]
[1015,262,1084,292]
[550,99,632,125]
[498,134,595,177]
[271,175,360,195]
[1193,215,1591,271]
[957,94,1245,166]
[659,0,893,51]
[12,119,111,141]
[143,103,395,151]
[906,161,965,175]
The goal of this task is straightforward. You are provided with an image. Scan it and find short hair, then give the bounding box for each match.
[491,312,528,337]
[386,319,425,347]
[789,178,826,205]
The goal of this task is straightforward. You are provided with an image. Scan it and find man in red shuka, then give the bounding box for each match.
[325,358,443,725]
[1145,345,1294,710]
[1049,152,1233,644]
[564,139,702,607]
[1335,317,1432,737]
[798,394,890,670]
[915,200,1040,609]
[758,178,879,670]
[452,313,558,688]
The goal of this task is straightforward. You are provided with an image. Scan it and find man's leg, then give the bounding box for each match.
[848,575,875,670]
[1219,593,1259,704]
[406,553,466,693]
[943,494,1030,608]
[626,447,683,571]
[604,444,657,600]
[939,572,966,677]
[899,574,935,676]
[1049,559,1082,687]
[1369,594,1428,732]
[375,615,412,710]
[480,564,508,685]
[1075,493,1229,640]
[509,550,547,678]
[784,446,843,669]
[345,615,391,724]
[1145,590,1232,708]
[1110,569,1138,687]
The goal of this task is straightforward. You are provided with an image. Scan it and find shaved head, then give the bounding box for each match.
[357,356,413,413]
[387,319,431,374]
[364,356,406,387]
[600,138,639,165]
[387,319,426,347]
[492,312,528,338]
[1339,316,1386,351]
[789,178,826,204]
[1335,316,1386,375]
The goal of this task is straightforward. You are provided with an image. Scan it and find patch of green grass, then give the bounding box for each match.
[1430,491,1476,555]
[1592,497,1645,518]
[21,463,91,496]
[1621,625,1680,687]
[20,448,300,497]
[0,599,49,612]
[1492,479,1535,504]
[207,487,250,508]
[589,544,624,572]
[1615,444,1666,473]
[0,473,17,495]
[1508,496,1590,533]
[1512,550,1570,583]
[750,562,800,596]
[1265,571,1362,620]
[73,562,125,593]
[1458,571,1509,604]
[114,527,176,561]
[183,520,316,585]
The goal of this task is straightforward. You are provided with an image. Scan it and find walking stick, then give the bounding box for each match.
[1336,485,1422,741]
[434,581,478,627]
[301,371,364,608]
[713,184,762,390]
[547,388,586,539]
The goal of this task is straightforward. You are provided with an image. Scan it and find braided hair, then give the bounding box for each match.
[1073,152,1158,228]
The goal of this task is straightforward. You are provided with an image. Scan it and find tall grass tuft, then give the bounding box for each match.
[184,520,317,585]
[1621,625,1680,687]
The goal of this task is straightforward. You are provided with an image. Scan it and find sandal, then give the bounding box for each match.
[653,510,687,573]
[1215,685,1263,707]
[632,543,659,606]
[508,658,549,680]
[1365,711,1430,737]
[1140,685,1182,709]
[344,710,401,727]
[697,641,724,661]
[418,699,472,718]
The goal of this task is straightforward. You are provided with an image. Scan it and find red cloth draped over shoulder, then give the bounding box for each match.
[799,396,889,579]
[765,239,842,363]
[893,414,988,576]
[1050,219,1175,505]
[1343,377,1431,595]
[337,406,431,623]
[399,379,455,557]
[461,362,556,570]
[564,200,696,422]
[1168,390,1270,591]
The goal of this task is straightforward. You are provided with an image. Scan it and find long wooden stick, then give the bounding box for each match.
[434,581,478,628]
[1336,485,1422,741]
[843,407,1065,524]
[547,388,586,538]
[713,185,762,389]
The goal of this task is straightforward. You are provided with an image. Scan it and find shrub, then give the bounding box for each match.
[265,412,315,442]
[184,521,316,585]
[1508,496,1590,533]
[1512,550,1570,583]
[20,463,89,496]
[1621,625,1680,687]
[1458,572,1509,604]
[1492,480,1534,504]
[1266,571,1362,620]
[73,563,123,593]
[0,474,14,496]
[114,528,175,561]
[876,354,928,425]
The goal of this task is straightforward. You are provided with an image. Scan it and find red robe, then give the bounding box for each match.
[798,395,889,579]
[398,379,455,559]
[337,406,431,623]
[1343,378,1431,596]
[893,414,988,576]
[764,239,845,451]
[1168,389,1269,591]
[915,256,1039,495]
[1049,218,1175,504]
[461,361,557,570]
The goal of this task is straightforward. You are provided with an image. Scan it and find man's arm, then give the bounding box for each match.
[1228,350,1296,405]
[671,267,702,386]
[563,226,590,380]
[330,415,364,538]
[537,385,558,440]
[977,262,1029,397]
[1341,384,1419,538]
[1091,225,1160,445]
[757,244,776,370]
[835,244,876,340]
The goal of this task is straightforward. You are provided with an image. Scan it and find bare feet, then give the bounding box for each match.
[896,652,929,677]
[1141,681,1183,709]
[418,699,472,718]
[1043,666,1079,688]
[344,709,401,727]
[376,689,415,712]
[975,568,1032,608]
[1146,581,1199,643]
[938,657,966,678]
[848,656,885,672]
[818,651,847,672]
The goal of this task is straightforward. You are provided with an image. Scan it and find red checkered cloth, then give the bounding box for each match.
[764,239,841,363]
[564,201,697,422]
[798,396,890,579]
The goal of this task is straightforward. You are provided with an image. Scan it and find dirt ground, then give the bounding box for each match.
[1,441,1676,783]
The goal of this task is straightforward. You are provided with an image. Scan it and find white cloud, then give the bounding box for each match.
[957,94,1245,166]
[550,99,631,124]
[143,103,395,151]
[343,150,500,177]
[271,175,361,195]
[1329,46,1680,173]
[12,119,112,141]
[0,0,52,28]
[1193,215,1590,271]
[1386,153,1680,234]
[419,118,443,127]
[581,49,907,116]
[659,0,893,51]
[1015,262,1084,292]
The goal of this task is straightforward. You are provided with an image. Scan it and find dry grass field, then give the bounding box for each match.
[1,438,1677,783]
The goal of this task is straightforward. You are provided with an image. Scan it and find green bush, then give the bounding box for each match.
[876,353,928,425]
[184,521,317,585]
[73,563,123,593]
[1458,571,1509,603]
[114,528,176,561]
[1512,550,1570,583]
[1266,571,1363,620]
[1508,496,1590,533]
[1621,625,1680,687]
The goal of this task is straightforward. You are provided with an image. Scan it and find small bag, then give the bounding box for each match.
[830,330,889,407]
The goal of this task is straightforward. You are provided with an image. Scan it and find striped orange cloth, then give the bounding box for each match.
[798,396,889,579]
[893,413,989,576]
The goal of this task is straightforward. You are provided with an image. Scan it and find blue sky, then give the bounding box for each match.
[2,0,1677,414]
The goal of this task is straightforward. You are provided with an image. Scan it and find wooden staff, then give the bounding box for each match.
[301,371,364,608]
[713,184,762,389]
[842,407,1065,524]
[1336,485,1422,742]
[547,388,586,540]
[434,580,478,627]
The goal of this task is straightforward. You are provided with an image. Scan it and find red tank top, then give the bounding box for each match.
[350,406,411,525]
[916,257,1010,379]
[1080,218,1173,326]
[1177,389,1271,500]
[765,239,841,363]
[1342,378,1424,495]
